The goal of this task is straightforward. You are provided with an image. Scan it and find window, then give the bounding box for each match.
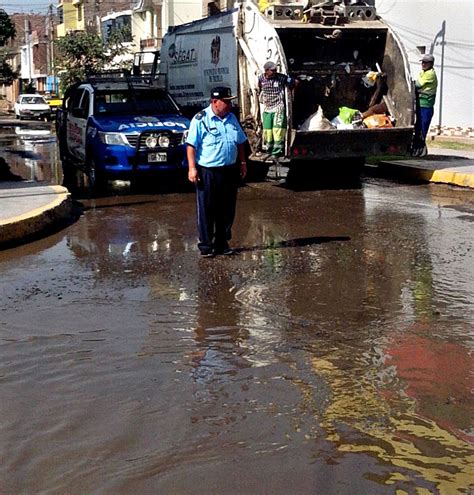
[23,96,47,104]
[57,6,64,24]
[80,91,90,115]
[101,14,132,43]
[70,89,84,110]
[94,89,177,115]
[77,4,83,22]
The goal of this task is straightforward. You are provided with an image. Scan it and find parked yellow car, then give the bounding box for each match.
[45,95,63,113]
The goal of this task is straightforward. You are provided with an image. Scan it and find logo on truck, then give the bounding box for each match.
[168,42,197,66]
[210,35,220,65]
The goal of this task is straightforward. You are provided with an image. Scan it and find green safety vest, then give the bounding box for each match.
[416,68,438,108]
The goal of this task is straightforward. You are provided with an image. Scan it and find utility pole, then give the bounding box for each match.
[48,4,56,93]
[95,0,102,35]
[24,17,32,84]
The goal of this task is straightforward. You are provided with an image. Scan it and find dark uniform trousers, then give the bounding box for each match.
[196,164,238,254]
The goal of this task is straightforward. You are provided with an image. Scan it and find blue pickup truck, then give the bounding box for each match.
[57,75,190,191]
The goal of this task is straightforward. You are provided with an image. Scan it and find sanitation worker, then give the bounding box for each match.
[412,53,438,156]
[186,86,247,258]
[257,61,296,157]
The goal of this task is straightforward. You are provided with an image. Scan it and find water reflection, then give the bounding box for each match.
[189,268,250,385]
[0,124,60,184]
[230,186,474,491]
[66,197,196,278]
[15,178,472,492]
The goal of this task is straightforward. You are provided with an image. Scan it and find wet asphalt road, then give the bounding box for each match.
[0,123,473,493]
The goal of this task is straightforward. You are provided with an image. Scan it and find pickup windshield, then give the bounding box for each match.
[94,89,178,115]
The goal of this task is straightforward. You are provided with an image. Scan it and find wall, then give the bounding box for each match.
[163,0,207,29]
[56,1,77,37]
[376,0,473,129]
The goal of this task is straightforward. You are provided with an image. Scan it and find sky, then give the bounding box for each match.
[1,0,52,14]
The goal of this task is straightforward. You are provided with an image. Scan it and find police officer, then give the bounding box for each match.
[186,86,247,257]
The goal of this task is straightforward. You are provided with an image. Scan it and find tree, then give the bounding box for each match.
[0,9,17,84]
[0,9,16,46]
[55,26,132,91]
[0,55,17,84]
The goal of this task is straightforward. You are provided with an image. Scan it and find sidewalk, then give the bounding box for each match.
[376,147,474,189]
[0,182,72,249]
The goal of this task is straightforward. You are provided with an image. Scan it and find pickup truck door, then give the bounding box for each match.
[66,88,91,161]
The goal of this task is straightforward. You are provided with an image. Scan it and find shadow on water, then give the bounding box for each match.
[64,164,194,201]
[284,159,364,191]
[234,235,351,254]
[78,197,164,211]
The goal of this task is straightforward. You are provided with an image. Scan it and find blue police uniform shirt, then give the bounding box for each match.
[186,105,247,167]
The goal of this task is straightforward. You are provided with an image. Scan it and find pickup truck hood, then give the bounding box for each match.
[91,115,190,133]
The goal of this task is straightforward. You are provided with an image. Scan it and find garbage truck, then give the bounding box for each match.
[159,0,415,179]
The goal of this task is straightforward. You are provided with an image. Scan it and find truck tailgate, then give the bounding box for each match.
[292,127,413,160]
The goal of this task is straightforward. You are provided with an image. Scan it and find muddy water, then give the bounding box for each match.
[0,176,473,493]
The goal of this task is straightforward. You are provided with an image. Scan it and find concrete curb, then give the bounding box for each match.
[378,158,474,189]
[0,186,72,247]
[428,168,474,188]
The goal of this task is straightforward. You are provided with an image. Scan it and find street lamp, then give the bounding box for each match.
[431,21,446,135]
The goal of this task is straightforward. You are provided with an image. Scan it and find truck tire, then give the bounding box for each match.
[88,157,107,193]
[61,156,78,190]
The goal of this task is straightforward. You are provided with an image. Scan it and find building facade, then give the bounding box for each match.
[0,13,55,104]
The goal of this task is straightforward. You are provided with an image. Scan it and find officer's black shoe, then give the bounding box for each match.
[215,245,235,256]
[200,250,215,258]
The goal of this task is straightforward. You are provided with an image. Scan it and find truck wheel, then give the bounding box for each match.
[61,158,78,191]
[88,157,107,193]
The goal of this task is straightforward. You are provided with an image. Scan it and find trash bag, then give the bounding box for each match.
[362,114,393,128]
[338,106,359,124]
[362,71,379,88]
[299,105,333,131]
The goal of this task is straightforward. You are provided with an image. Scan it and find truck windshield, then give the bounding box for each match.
[94,89,178,115]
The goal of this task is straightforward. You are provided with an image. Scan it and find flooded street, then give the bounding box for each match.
[0,126,473,493]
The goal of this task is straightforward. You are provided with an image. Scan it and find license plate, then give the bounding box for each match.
[148,152,167,163]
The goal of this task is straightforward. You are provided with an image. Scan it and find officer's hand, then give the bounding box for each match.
[188,167,199,184]
[240,162,247,180]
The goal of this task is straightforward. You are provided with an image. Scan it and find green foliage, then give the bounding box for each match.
[0,10,16,84]
[0,9,16,46]
[55,27,132,91]
[24,82,37,94]
[0,52,17,84]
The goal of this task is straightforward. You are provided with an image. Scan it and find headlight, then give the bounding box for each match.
[98,132,126,145]
[145,135,158,148]
[158,135,170,148]
[181,130,189,144]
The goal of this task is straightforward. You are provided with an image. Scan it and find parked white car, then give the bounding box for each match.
[14,94,51,121]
